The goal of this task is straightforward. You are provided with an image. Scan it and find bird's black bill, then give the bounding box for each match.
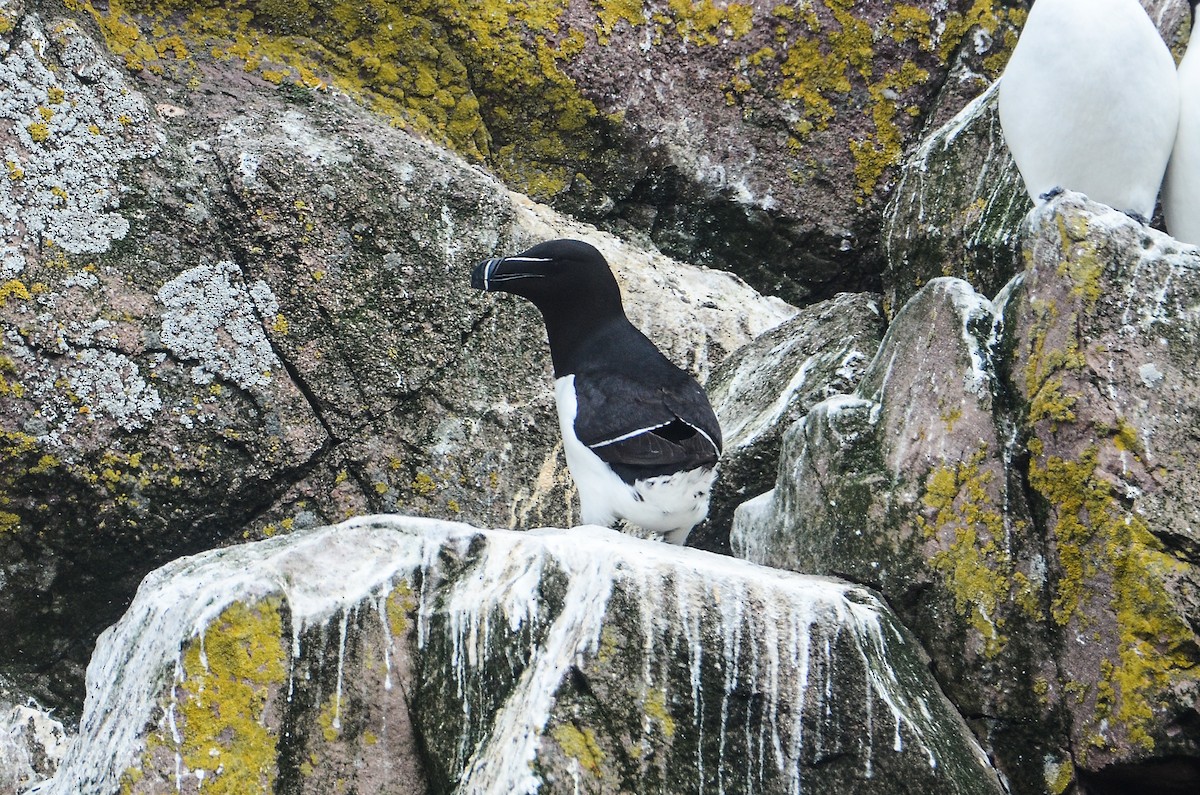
[471,258,501,290]
[470,255,552,292]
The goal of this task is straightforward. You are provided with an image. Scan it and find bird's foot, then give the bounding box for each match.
[1123,209,1150,225]
[1038,186,1065,202]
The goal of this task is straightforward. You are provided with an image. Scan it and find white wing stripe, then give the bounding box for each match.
[588,420,674,449]
[588,418,718,454]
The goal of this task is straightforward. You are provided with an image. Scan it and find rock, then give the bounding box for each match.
[696,291,885,553]
[0,693,66,793]
[38,514,1003,795]
[0,10,793,714]
[56,0,1031,306]
[883,80,1027,319]
[732,193,1200,793]
[1007,193,1200,785]
[732,275,1063,792]
[882,3,1195,323]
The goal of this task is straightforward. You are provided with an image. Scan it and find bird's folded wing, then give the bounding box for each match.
[572,370,720,474]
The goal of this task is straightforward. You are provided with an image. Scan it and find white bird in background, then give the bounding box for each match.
[1165,0,1200,244]
[998,0,1180,222]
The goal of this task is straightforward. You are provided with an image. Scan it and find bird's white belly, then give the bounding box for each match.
[554,376,714,544]
[1165,41,1200,245]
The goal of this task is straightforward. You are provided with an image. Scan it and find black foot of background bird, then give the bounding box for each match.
[472,239,722,545]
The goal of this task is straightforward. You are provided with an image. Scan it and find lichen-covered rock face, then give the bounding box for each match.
[0,7,792,713]
[697,291,884,553]
[1008,194,1200,785]
[881,1,1194,322]
[734,193,1200,794]
[39,515,1004,795]
[48,0,1030,306]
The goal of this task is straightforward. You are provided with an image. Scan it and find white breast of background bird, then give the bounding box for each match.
[998,0,1179,220]
[1164,3,1200,245]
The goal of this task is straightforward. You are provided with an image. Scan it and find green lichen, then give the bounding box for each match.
[1045,756,1074,795]
[1029,446,1196,753]
[72,0,612,199]
[171,599,287,793]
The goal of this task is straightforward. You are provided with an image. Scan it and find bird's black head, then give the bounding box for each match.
[472,239,628,374]
[472,239,624,317]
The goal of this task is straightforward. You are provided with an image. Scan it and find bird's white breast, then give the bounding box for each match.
[554,376,714,544]
[1165,31,1200,244]
[998,0,1179,220]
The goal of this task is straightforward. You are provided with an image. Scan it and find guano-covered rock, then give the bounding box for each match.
[38,515,1002,795]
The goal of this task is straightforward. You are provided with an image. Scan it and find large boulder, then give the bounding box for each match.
[0,8,792,713]
[1007,194,1200,788]
[882,80,1026,319]
[733,194,1200,794]
[38,515,1004,795]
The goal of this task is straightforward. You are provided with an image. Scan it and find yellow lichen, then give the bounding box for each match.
[1029,445,1197,753]
[317,693,342,742]
[595,0,645,44]
[0,279,31,303]
[411,471,438,496]
[938,0,1025,77]
[917,447,1038,657]
[27,123,50,143]
[385,581,416,638]
[173,599,287,793]
[552,722,605,773]
[643,688,676,739]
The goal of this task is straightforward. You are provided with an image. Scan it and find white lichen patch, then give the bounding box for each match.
[157,260,282,391]
[0,14,160,274]
[65,348,161,431]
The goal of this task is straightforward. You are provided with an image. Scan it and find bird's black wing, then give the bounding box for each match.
[572,366,722,483]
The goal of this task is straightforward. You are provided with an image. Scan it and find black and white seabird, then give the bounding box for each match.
[1165,0,1200,244]
[998,0,1179,222]
[472,239,722,544]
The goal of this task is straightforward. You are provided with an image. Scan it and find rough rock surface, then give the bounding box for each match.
[883,80,1026,319]
[50,0,1032,306]
[882,0,1195,320]
[734,194,1200,794]
[697,290,885,553]
[38,515,1003,795]
[0,695,66,793]
[0,6,793,713]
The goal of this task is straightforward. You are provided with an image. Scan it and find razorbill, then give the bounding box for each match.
[471,239,722,544]
[1165,0,1200,244]
[998,0,1179,221]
